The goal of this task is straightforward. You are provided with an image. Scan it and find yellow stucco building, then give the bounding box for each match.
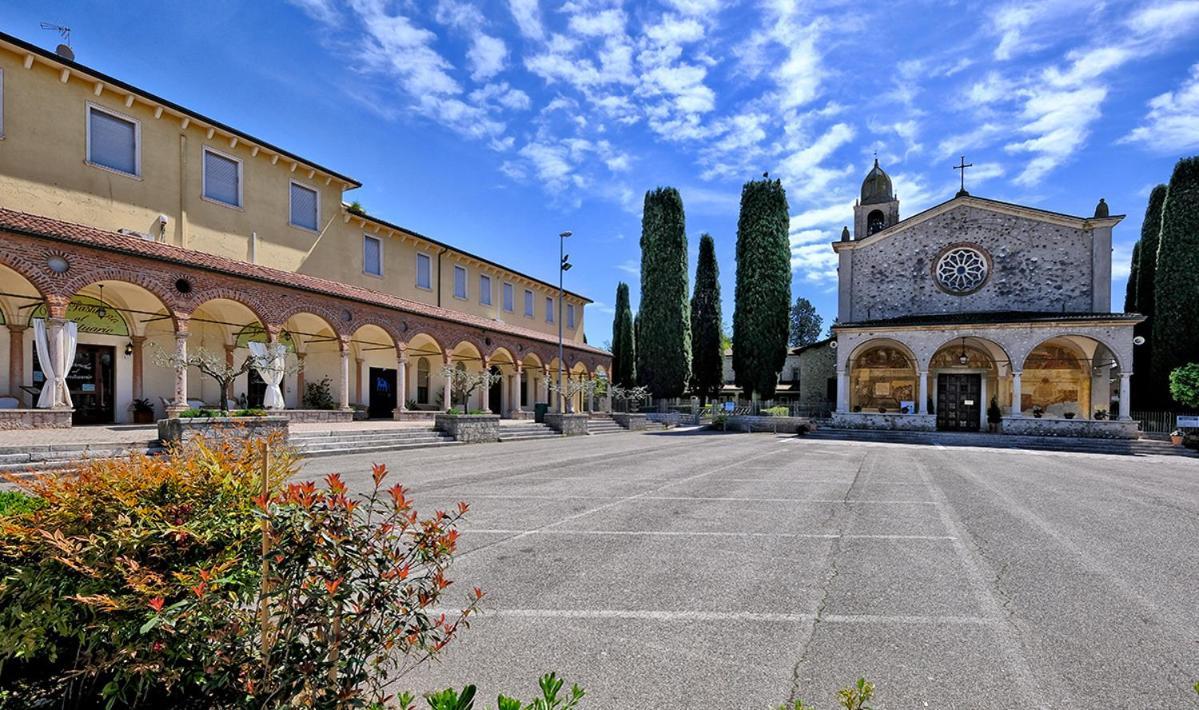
[0,31,609,427]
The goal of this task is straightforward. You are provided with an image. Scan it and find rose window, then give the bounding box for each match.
[935,247,988,293]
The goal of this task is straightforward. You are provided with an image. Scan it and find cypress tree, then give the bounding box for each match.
[690,234,723,405]
[1152,157,1199,396]
[1123,241,1140,314]
[610,282,637,387]
[733,178,791,400]
[1133,184,1168,406]
[634,311,644,387]
[637,187,691,399]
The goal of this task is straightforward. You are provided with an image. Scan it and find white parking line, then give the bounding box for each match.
[428,607,996,625]
[459,529,956,540]
[451,493,939,504]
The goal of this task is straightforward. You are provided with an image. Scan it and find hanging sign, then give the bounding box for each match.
[1177,415,1199,428]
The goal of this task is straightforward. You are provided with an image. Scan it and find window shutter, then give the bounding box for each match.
[290,183,318,230]
[417,254,431,288]
[364,236,381,275]
[89,109,137,175]
[204,151,240,206]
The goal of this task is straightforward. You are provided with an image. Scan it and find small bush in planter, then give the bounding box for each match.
[131,397,155,423]
[762,406,789,417]
[1032,406,1044,418]
[303,375,338,410]
[1063,411,1076,420]
[1094,409,1108,420]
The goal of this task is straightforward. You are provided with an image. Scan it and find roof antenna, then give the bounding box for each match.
[39,22,74,61]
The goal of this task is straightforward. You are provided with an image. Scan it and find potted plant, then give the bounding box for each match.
[1093,409,1108,420]
[878,407,887,414]
[1171,429,1184,446]
[131,398,155,424]
[987,397,1002,433]
[1063,411,1076,420]
[1031,405,1044,419]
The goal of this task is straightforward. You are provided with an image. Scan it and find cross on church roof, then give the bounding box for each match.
[954,155,973,197]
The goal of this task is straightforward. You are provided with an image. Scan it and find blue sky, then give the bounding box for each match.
[5,1,1199,347]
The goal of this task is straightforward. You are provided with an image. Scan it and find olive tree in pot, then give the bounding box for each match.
[441,365,502,414]
[152,344,300,414]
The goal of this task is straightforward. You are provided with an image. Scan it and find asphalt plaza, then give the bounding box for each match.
[297,429,1199,708]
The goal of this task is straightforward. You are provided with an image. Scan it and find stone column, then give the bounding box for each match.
[131,335,147,401]
[295,353,307,407]
[443,355,454,412]
[1118,372,1132,421]
[355,357,364,406]
[917,370,929,415]
[835,368,850,413]
[543,367,553,411]
[394,352,408,417]
[8,324,25,404]
[513,364,523,415]
[1011,371,1023,417]
[170,328,189,414]
[481,358,492,414]
[338,344,351,411]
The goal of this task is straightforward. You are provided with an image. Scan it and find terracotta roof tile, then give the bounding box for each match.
[0,207,609,357]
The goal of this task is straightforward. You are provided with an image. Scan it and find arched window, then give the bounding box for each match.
[416,357,430,404]
[867,210,886,235]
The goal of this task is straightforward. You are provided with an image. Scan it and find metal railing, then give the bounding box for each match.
[1132,409,1199,434]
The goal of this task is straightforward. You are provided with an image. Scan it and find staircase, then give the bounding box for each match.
[0,440,164,476]
[289,426,461,458]
[587,415,625,435]
[498,422,559,441]
[807,428,1195,457]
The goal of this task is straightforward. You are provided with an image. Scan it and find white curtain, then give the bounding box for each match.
[248,341,287,410]
[61,322,77,409]
[33,319,54,409]
[33,319,77,409]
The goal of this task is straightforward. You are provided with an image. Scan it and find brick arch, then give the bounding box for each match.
[188,287,273,329]
[348,312,404,348]
[275,303,347,340]
[59,269,184,330]
[0,250,57,301]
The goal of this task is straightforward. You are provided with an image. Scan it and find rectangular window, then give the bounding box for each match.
[503,282,514,312]
[479,274,492,305]
[453,265,467,299]
[567,303,576,329]
[545,296,554,323]
[289,182,319,231]
[416,253,432,289]
[202,148,242,207]
[363,235,382,276]
[87,104,139,176]
[524,289,534,317]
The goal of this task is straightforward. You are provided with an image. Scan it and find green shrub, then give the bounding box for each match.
[762,406,789,417]
[781,677,875,710]
[0,440,480,707]
[408,673,584,710]
[0,490,43,517]
[1169,363,1199,407]
[303,376,338,410]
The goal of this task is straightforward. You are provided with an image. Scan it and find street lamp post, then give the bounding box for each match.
[558,230,572,413]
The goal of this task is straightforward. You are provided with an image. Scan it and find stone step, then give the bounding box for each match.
[0,446,165,475]
[295,436,453,453]
[296,439,465,459]
[290,432,443,445]
[808,429,1194,457]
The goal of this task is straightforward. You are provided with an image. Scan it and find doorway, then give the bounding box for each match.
[368,367,397,419]
[33,344,116,425]
[936,373,981,432]
[247,369,266,409]
[488,366,502,414]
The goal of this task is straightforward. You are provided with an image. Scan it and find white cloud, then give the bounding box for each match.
[468,34,508,80]
[1123,63,1199,152]
[1125,1,1199,37]
[289,0,341,25]
[615,259,639,275]
[568,8,626,37]
[508,0,544,39]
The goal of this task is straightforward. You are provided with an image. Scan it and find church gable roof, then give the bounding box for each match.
[832,194,1124,252]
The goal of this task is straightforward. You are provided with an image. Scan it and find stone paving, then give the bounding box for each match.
[297,430,1199,708]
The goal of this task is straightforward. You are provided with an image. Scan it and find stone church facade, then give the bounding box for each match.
[829,160,1142,438]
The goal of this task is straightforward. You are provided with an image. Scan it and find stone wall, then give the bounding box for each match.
[158,415,289,447]
[278,409,354,424]
[611,413,647,431]
[0,409,73,430]
[434,413,500,443]
[545,413,588,436]
[1000,417,1138,439]
[846,205,1098,321]
[725,415,812,433]
[831,412,938,431]
[797,343,836,409]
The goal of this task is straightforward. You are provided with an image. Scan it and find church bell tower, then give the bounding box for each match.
[853,158,900,239]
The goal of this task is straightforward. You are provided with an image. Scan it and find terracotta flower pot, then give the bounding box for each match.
[1171,434,1184,446]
